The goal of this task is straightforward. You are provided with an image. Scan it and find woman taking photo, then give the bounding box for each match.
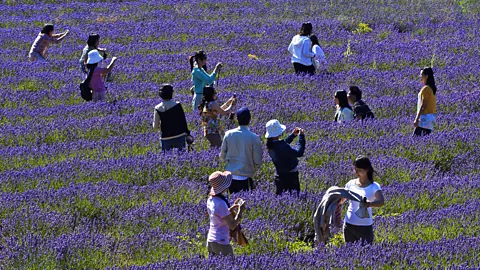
[206,171,246,256]
[334,90,354,123]
[413,67,437,136]
[199,86,236,148]
[343,156,384,245]
[265,119,305,195]
[29,24,69,62]
[190,51,222,110]
[288,22,315,75]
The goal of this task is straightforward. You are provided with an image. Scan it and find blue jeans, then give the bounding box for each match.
[161,135,186,151]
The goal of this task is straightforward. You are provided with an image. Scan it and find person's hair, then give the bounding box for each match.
[86,63,98,70]
[198,86,216,114]
[87,34,100,48]
[421,67,437,95]
[299,22,313,36]
[310,35,320,46]
[354,155,375,183]
[159,84,173,100]
[335,90,352,110]
[266,137,277,150]
[41,24,54,34]
[237,112,251,126]
[189,51,207,71]
[349,86,362,101]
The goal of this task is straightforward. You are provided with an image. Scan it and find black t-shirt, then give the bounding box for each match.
[353,100,374,120]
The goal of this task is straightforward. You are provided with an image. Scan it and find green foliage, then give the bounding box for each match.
[353,23,373,34]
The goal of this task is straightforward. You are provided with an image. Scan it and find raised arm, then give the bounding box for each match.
[101,57,118,76]
[194,68,216,85]
[302,39,315,58]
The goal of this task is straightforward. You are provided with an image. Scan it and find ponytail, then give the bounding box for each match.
[198,86,216,115]
[189,51,207,71]
[189,56,195,71]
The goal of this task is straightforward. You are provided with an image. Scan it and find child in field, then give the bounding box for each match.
[309,35,327,72]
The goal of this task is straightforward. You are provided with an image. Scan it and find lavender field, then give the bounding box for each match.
[1,0,480,268]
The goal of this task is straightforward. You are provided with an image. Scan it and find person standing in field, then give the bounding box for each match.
[413,67,437,136]
[79,34,107,76]
[86,50,117,102]
[288,22,316,75]
[334,90,354,123]
[206,171,246,256]
[265,119,305,195]
[190,51,223,110]
[153,84,193,151]
[220,108,263,193]
[309,35,327,73]
[29,24,69,62]
[343,156,384,245]
[347,86,375,121]
[199,86,236,148]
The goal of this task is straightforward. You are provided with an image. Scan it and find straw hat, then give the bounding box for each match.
[209,171,232,196]
[87,49,104,64]
[265,119,286,138]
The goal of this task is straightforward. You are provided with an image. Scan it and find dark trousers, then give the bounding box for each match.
[413,127,432,136]
[229,178,254,193]
[161,135,186,152]
[293,63,315,76]
[206,134,222,148]
[275,171,300,195]
[343,222,374,245]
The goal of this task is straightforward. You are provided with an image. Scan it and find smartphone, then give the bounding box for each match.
[237,199,244,206]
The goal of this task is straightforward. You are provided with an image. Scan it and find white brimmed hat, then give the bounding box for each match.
[87,49,103,64]
[265,119,286,138]
[209,171,232,196]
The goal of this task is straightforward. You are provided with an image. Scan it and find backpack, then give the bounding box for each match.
[80,67,95,101]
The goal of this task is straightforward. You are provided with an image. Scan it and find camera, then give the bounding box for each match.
[186,135,194,145]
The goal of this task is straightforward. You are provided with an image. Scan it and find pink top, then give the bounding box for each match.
[206,196,231,244]
[89,67,108,92]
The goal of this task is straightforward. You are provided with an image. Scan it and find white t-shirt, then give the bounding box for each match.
[335,107,354,123]
[344,179,381,226]
[207,196,231,245]
[312,44,326,62]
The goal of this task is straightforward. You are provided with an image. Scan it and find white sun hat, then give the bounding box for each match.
[87,49,104,64]
[265,119,286,138]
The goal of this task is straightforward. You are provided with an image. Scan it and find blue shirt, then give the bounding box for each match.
[192,67,216,94]
[267,134,305,175]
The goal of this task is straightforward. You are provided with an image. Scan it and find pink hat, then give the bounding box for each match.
[209,171,232,196]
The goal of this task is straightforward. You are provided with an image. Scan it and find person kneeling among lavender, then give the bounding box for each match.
[265,120,305,195]
[153,84,193,151]
[206,171,246,256]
